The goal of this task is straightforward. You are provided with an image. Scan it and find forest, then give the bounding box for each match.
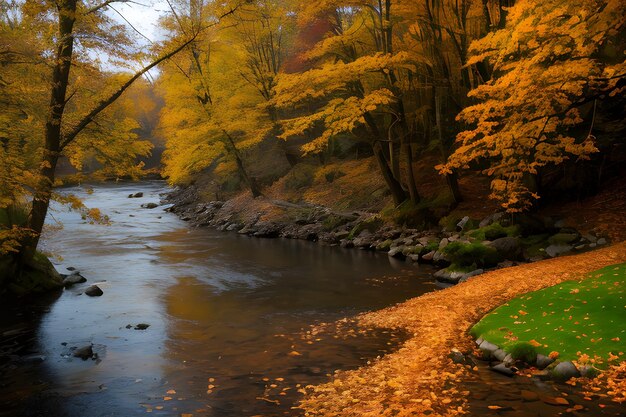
[0,0,625,416]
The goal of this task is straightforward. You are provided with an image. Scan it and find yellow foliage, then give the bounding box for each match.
[442,0,625,212]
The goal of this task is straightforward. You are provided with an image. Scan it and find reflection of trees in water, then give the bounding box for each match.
[161,276,408,416]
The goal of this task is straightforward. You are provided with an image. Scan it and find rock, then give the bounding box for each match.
[493,349,507,361]
[589,242,597,248]
[134,323,150,330]
[579,365,598,378]
[434,268,466,284]
[545,244,573,258]
[536,354,554,369]
[84,285,103,297]
[479,212,504,228]
[548,233,579,245]
[503,354,514,366]
[376,239,393,252]
[387,246,406,260]
[456,216,470,231]
[73,345,94,360]
[582,233,597,243]
[238,224,257,235]
[253,223,281,238]
[479,340,499,356]
[353,231,374,249]
[407,254,420,262]
[449,350,466,364]
[520,390,539,402]
[490,363,515,376]
[487,237,521,260]
[66,267,76,271]
[141,203,158,209]
[62,273,87,287]
[226,223,241,231]
[438,238,449,250]
[597,237,607,245]
[133,192,144,198]
[340,239,354,248]
[552,361,580,380]
[475,337,484,346]
[432,250,450,266]
[421,251,435,262]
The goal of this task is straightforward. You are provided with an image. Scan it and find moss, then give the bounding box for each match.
[348,216,383,239]
[322,214,351,231]
[468,222,521,241]
[442,241,502,268]
[470,263,626,368]
[509,342,538,363]
[424,241,440,253]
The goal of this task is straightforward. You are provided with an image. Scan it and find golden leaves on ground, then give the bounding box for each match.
[297,242,626,416]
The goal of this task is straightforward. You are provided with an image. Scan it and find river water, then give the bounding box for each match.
[4,182,437,416]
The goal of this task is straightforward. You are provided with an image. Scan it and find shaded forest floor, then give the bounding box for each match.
[296,242,626,416]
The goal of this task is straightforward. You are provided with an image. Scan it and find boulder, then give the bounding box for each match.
[493,349,507,361]
[536,354,554,369]
[487,237,521,260]
[479,340,499,356]
[551,361,580,380]
[438,238,449,250]
[134,323,150,330]
[545,244,573,258]
[376,239,393,252]
[421,251,435,262]
[73,345,94,360]
[141,203,158,209]
[85,285,103,297]
[62,273,87,288]
[434,268,466,284]
[597,237,607,245]
[388,246,406,260]
[548,233,579,245]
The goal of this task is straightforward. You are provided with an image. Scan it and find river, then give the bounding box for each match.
[3,181,437,416]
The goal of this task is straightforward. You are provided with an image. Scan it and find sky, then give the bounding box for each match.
[108,0,170,44]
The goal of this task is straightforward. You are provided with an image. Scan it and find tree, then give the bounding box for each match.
[439,0,626,212]
[0,0,235,270]
[157,0,296,196]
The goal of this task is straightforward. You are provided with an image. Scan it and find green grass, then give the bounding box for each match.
[471,263,626,367]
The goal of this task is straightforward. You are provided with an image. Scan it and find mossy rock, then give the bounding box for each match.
[2,253,63,297]
[468,222,520,241]
[376,239,393,251]
[442,241,503,268]
[348,216,383,239]
[548,233,579,245]
[321,214,352,231]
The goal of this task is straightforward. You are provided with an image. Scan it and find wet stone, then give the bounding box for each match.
[85,285,103,297]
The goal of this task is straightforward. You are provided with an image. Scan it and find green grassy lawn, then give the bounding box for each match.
[471,263,626,367]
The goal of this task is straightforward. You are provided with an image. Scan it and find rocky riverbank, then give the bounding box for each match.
[162,186,611,285]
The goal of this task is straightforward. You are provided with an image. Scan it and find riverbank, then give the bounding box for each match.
[163,182,618,285]
[295,241,626,416]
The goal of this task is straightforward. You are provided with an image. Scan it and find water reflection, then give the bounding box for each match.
[12,181,436,416]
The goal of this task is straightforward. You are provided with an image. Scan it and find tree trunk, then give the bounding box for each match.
[20,0,77,265]
[434,88,462,205]
[373,141,406,205]
[222,130,263,198]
